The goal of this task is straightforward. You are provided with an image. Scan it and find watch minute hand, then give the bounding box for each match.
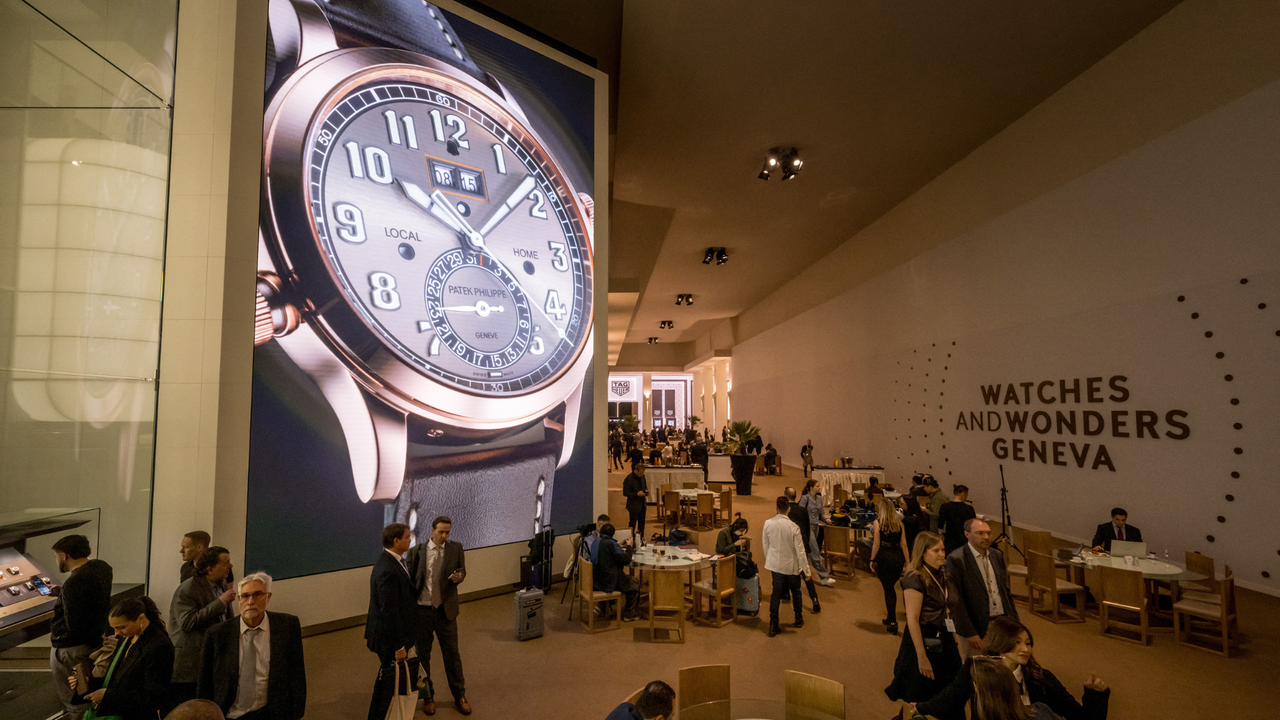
[478,175,537,237]
[428,189,486,249]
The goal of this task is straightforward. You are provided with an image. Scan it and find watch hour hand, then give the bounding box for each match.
[428,189,487,251]
[397,179,465,236]
[478,175,537,237]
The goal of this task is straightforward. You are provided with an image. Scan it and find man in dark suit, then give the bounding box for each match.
[1091,507,1143,552]
[593,524,640,621]
[946,518,1019,658]
[366,523,417,720]
[621,462,649,542]
[170,546,235,702]
[405,516,471,716]
[198,573,306,720]
[179,531,210,583]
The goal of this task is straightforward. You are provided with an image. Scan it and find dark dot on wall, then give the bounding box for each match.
[1191,312,1199,319]
[940,431,944,435]
[523,261,535,275]
[1217,516,1226,523]
[944,366,948,370]
[942,445,946,449]
[945,458,949,462]
[932,343,936,347]
[1216,352,1225,359]
[1225,494,1234,502]
[1231,398,1239,405]
[397,243,415,260]
[1225,375,1233,381]
[952,341,956,345]
[1205,331,1213,338]
[1260,303,1268,310]
[1231,471,1240,478]
[1241,278,1248,284]
[1234,447,1243,455]
[1177,295,1185,302]
[1234,423,1243,430]
[947,354,952,358]
[1265,571,1272,579]
[1207,535,1215,542]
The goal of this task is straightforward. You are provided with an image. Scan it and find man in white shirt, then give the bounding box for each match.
[405,516,470,716]
[762,496,812,637]
[945,518,1019,658]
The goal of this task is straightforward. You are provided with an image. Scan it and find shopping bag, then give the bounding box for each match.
[383,655,421,720]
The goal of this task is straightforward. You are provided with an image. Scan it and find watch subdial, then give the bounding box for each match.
[424,249,532,370]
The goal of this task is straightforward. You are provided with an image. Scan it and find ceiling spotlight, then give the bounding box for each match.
[715,248,728,265]
[675,294,684,305]
[780,148,803,180]
[648,337,659,344]
[659,320,674,329]
[703,248,716,264]
[758,147,782,180]
[684,294,694,306]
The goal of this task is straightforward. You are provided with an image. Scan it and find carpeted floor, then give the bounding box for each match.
[300,466,1274,720]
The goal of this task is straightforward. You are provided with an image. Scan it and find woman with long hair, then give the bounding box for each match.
[970,658,1036,720]
[69,596,175,720]
[885,532,961,703]
[917,616,1109,720]
[870,495,911,633]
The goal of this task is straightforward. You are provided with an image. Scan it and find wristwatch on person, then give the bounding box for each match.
[255,0,595,548]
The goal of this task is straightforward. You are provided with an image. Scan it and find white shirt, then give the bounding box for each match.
[762,514,810,577]
[1012,666,1032,706]
[968,543,1005,616]
[417,540,446,607]
[228,614,270,719]
[386,548,410,577]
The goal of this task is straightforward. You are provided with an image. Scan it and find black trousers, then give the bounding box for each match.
[875,555,906,622]
[414,604,466,701]
[770,572,803,624]
[368,648,401,720]
[628,507,646,541]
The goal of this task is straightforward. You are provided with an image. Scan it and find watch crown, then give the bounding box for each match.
[254,271,301,345]
[577,192,594,225]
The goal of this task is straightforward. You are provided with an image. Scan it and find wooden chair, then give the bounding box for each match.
[662,491,682,532]
[1010,531,1068,599]
[679,664,731,712]
[694,493,715,530]
[1026,550,1085,623]
[1173,565,1237,656]
[785,670,845,720]
[692,555,737,627]
[832,484,849,508]
[683,481,699,489]
[576,556,622,633]
[822,525,856,579]
[1181,552,1217,596]
[713,489,733,526]
[1098,564,1149,645]
[648,569,686,643]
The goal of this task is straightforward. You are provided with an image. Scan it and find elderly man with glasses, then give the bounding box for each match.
[198,572,307,720]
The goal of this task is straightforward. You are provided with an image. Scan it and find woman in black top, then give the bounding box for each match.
[869,496,910,634]
[918,617,1110,720]
[716,515,749,558]
[938,484,978,555]
[885,531,962,704]
[71,596,175,720]
[900,495,929,552]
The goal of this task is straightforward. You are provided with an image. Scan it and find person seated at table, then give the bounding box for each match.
[661,444,674,463]
[917,616,1110,720]
[716,515,750,558]
[648,445,664,465]
[938,485,978,556]
[1091,508,1142,553]
[763,443,778,473]
[586,514,611,563]
[593,524,640,621]
[604,680,675,720]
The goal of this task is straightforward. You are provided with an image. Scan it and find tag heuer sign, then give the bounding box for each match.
[611,380,631,397]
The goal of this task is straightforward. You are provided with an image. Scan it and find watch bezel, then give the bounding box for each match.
[261,47,594,430]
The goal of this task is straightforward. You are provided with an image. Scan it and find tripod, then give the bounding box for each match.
[990,464,1024,561]
[561,530,592,618]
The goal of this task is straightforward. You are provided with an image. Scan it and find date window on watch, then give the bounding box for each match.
[427,156,488,201]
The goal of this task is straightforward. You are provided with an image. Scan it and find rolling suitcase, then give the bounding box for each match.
[514,587,544,640]
[735,573,760,616]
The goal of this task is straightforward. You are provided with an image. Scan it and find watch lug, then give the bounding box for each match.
[556,383,583,469]
[482,72,532,127]
[358,386,410,503]
[267,0,339,101]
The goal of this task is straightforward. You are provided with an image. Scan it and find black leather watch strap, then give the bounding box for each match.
[393,448,557,549]
[318,0,483,81]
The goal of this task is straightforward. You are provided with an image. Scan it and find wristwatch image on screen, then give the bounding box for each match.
[254,0,594,548]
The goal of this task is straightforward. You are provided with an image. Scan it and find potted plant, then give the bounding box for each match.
[620,414,639,435]
[722,420,761,495]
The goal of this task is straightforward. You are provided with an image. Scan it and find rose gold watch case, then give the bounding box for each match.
[260,47,595,434]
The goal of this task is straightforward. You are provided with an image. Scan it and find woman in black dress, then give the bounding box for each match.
[885,531,963,703]
[869,496,910,634]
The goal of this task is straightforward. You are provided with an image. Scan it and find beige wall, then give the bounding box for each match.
[730,0,1280,593]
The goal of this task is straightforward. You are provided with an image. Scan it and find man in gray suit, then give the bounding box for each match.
[405,516,470,716]
[170,546,235,702]
[945,518,1019,658]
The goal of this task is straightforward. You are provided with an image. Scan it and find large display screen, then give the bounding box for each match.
[246,0,597,579]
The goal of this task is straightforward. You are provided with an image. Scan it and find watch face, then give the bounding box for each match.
[295,69,592,398]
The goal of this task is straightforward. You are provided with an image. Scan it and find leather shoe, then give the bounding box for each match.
[456,697,472,715]
[887,622,899,635]
[423,700,435,716]
[768,623,781,637]
[794,616,804,629]
[812,601,821,613]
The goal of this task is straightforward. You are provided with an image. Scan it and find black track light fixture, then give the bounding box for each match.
[703,248,716,264]
[758,147,782,180]
[659,320,674,330]
[760,147,802,181]
[648,337,659,344]
[715,248,729,265]
[675,293,694,306]
[780,147,803,180]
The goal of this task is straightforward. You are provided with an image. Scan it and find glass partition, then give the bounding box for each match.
[0,0,177,589]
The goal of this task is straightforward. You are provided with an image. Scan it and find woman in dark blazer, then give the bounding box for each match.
[71,596,175,720]
[917,616,1110,720]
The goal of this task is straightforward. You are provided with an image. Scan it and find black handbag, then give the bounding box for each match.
[921,624,947,654]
